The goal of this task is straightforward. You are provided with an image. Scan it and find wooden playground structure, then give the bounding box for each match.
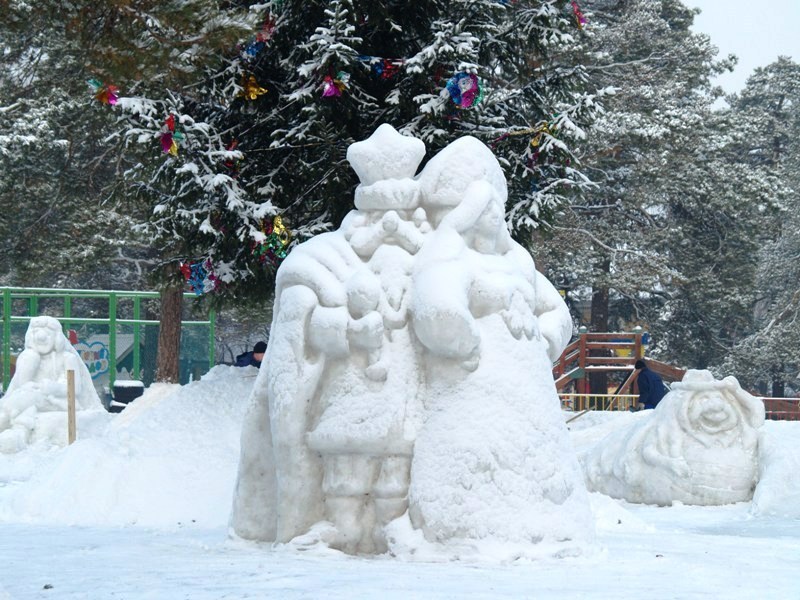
[552,331,800,420]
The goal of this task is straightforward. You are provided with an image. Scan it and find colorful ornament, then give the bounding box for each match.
[223,140,241,177]
[446,72,483,109]
[367,58,403,79]
[355,55,407,79]
[160,114,185,156]
[256,16,277,43]
[490,122,554,151]
[244,40,266,58]
[87,78,119,105]
[322,72,350,98]
[252,215,292,266]
[530,122,553,148]
[571,1,587,29]
[180,259,218,295]
[239,74,268,100]
[380,60,402,79]
[243,17,277,58]
[271,215,291,246]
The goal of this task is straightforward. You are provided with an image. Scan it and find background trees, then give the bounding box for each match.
[534,0,789,385]
[2,0,798,389]
[723,57,800,394]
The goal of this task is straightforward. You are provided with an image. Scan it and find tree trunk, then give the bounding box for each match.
[589,260,611,395]
[155,284,183,383]
[771,364,785,398]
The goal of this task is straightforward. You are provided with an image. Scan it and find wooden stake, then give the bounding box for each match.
[67,369,76,445]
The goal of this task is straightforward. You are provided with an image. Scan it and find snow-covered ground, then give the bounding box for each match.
[1,366,799,599]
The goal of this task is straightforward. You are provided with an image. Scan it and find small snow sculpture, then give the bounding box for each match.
[231,125,594,557]
[0,316,102,453]
[581,370,765,506]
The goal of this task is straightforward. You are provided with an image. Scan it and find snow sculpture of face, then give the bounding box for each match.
[581,369,765,506]
[26,316,64,357]
[416,136,508,226]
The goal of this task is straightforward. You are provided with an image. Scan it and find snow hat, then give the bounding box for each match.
[253,341,267,354]
[348,124,426,211]
[417,136,508,209]
[347,124,426,186]
[635,359,646,370]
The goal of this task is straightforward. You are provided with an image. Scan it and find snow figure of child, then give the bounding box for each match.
[580,369,765,506]
[231,124,428,553]
[406,137,595,555]
[0,316,101,453]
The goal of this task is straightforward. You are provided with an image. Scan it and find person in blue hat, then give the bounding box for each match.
[235,341,267,368]
[635,359,667,409]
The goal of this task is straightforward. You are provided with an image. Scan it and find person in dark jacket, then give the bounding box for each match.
[635,359,667,409]
[235,341,267,368]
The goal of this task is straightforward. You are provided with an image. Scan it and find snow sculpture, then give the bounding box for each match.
[581,370,765,506]
[0,316,102,453]
[231,125,594,557]
[408,139,591,549]
[232,124,427,554]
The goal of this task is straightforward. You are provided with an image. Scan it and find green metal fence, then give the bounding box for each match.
[1,287,215,393]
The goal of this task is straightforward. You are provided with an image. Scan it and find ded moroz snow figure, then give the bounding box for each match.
[230,125,595,558]
[231,124,428,554]
[0,316,102,453]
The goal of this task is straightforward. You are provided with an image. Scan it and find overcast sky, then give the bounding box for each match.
[688,0,800,93]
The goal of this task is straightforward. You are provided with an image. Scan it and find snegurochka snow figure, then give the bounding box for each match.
[0,316,102,453]
[231,125,595,559]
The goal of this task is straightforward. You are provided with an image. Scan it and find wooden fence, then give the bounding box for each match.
[553,331,798,421]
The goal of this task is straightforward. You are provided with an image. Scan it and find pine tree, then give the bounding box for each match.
[0,1,131,287]
[723,57,800,394]
[653,108,783,370]
[109,0,604,303]
[532,0,780,374]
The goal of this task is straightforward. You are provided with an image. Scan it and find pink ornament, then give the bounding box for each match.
[571,1,587,28]
[322,75,341,97]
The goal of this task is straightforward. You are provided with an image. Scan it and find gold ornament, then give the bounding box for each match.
[272,215,291,246]
[240,75,268,100]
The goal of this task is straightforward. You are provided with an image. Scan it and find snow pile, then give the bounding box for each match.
[0,359,796,572]
[751,421,800,518]
[0,365,254,528]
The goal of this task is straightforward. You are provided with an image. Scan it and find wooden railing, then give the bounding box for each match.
[553,331,686,394]
[560,393,639,412]
[552,332,799,422]
[761,398,800,421]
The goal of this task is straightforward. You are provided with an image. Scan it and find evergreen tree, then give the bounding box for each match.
[723,57,800,394]
[533,0,780,374]
[652,108,783,370]
[110,0,605,302]
[0,1,133,288]
[534,0,730,324]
